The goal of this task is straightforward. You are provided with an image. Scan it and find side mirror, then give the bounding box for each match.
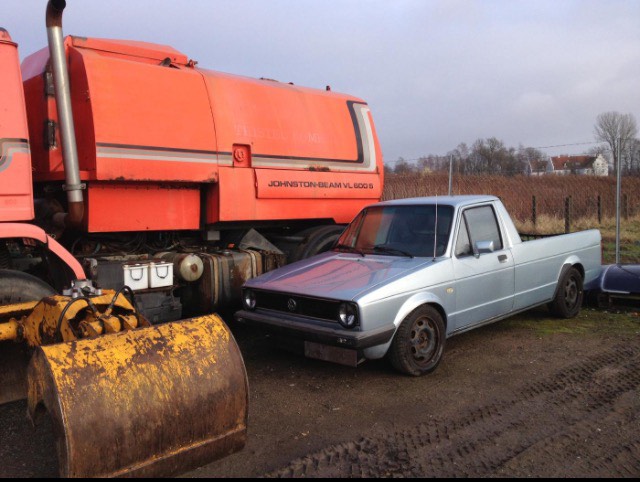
[473,240,494,257]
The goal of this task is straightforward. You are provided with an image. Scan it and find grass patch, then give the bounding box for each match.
[601,238,640,264]
[500,306,640,336]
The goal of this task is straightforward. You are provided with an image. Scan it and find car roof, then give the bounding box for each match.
[372,195,499,209]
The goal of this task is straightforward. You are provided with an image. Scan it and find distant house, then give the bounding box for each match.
[549,154,609,176]
[525,159,553,176]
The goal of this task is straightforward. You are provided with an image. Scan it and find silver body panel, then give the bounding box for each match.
[237,196,602,363]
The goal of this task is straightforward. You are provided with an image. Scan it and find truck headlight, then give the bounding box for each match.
[243,289,257,310]
[338,302,358,328]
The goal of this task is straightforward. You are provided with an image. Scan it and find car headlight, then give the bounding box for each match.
[338,302,358,328]
[243,289,257,310]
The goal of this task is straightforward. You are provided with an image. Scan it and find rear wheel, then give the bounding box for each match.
[548,266,583,318]
[0,269,55,304]
[289,225,345,262]
[388,305,446,376]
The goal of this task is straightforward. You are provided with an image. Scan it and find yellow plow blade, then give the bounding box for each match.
[27,314,248,478]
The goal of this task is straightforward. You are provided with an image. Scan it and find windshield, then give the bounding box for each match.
[335,204,454,257]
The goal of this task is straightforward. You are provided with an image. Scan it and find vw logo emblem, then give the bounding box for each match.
[287,298,297,312]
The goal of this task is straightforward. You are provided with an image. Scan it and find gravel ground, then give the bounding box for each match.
[1,306,639,478]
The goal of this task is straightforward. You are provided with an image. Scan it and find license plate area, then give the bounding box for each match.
[304,341,359,367]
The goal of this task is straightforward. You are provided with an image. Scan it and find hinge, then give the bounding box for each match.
[44,71,55,97]
[44,120,57,149]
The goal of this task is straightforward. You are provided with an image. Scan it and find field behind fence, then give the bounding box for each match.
[383,172,640,264]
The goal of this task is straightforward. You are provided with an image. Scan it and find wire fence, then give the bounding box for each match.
[383,172,640,263]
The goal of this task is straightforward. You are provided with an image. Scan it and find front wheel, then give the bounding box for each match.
[388,305,446,376]
[548,266,583,318]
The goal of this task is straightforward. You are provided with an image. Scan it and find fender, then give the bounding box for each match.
[0,222,85,279]
[363,291,447,360]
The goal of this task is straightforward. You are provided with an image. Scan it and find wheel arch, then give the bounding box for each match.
[0,223,84,291]
[391,292,449,331]
[551,259,584,300]
[362,294,449,361]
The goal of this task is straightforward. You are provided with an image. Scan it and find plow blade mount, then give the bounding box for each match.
[27,314,248,478]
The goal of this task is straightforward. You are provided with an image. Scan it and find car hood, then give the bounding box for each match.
[245,251,435,300]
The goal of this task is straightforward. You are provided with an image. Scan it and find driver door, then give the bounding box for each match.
[451,204,515,331]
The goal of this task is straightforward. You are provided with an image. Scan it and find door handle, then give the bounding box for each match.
[498,254,508,263]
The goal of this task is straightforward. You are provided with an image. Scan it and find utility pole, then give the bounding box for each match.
[448,155,453,196]
[615,137,621,265]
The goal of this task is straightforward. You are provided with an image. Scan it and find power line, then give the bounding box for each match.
[531,141,605,150]
[387,140,609,164]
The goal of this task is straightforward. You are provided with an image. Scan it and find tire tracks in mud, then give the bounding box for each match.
[266,343,640,478]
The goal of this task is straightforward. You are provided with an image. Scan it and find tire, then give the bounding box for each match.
[0,269,56,304]
[548,266,583,318]
[289,225,345,262]
[388,305,446,376]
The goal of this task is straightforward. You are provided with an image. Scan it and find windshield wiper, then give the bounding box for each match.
[334,243,365,257]
[373,244,414,258]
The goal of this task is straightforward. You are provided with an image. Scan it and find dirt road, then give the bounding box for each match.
[1,306,639,477]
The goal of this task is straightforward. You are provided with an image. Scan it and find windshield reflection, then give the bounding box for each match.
[335,205,454,257]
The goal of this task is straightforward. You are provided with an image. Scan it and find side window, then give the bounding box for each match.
[455,218,472,257]
[460,205,503,253]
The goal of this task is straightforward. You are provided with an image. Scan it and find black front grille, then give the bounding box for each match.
[254,290,341,321]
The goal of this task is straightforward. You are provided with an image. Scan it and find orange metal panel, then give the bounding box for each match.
[23,37,219,183]
[0,30,34,222]
[86,183,200,233]
[20,35,384,231]
[208,167,378,224]
[204,71,362,164]
[255,169,381,199]
[70,36,189,65]
[82,49,218,178]
[24,37,383,182]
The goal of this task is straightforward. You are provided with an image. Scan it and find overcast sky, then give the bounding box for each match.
[4,0,639,164]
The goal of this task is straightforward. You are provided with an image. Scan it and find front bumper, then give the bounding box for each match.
[234,309,395,350]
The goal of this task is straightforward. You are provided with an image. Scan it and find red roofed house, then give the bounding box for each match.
[549,154,608,176]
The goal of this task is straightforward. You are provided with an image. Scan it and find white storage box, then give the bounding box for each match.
[123,263,149,291]
[149,261,174,288]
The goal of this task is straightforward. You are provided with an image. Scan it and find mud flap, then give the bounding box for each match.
[27,314,248,478]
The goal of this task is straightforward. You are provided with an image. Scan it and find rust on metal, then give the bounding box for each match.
[1,290,143,402]
[197,249,265,312]
[27,314,248,477]
[6,290,139,347]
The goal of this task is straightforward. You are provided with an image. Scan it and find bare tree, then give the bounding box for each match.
[470,137,520,174]
[626,138,640,175]
[393,157,415,174]
[594,112,638,174]
[447,143,470,175]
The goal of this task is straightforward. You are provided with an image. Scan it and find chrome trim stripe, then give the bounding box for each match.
[96,143,227,165]
[0,138,30,173]
[95,100,378,171]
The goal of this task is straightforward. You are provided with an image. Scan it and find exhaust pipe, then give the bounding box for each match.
[46,0,84,228]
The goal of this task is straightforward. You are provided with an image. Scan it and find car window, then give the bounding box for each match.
[460,205,503,252]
